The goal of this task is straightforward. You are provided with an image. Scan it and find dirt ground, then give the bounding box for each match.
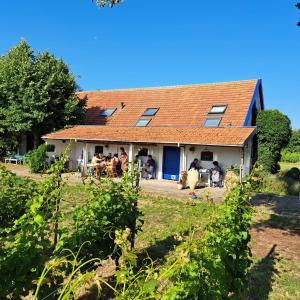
[251,194,300,263]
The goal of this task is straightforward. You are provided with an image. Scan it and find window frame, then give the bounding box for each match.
[99,108,116,117]
[203,117,222,128]
[136,118,152,127]
[201,151,214,162]
[208,105,227,114]
[95,145,104,154]
[46,144,56,152]
[142,108,159,116]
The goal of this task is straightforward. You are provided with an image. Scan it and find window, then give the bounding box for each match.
[208,105,227,114]
[136,118,151,127]
[142,108,159,116]
[95,146,103,154]
[100,108,116,117]
[204,118,221,127]
[46,144,55,152]
[138,148,148,156]
[201,151,213,161]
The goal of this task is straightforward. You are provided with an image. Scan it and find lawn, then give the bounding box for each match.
[280,161,300,171]
[62,184,216,261]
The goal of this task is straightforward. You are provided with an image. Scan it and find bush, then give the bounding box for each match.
[281,150,300,163]
[285,167,300,181]
[0,166,37,230]
[24,144,48,173]
[66,168,143,261]
[257,110,291,174]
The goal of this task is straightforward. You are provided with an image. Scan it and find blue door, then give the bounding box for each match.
[163,146,180,180]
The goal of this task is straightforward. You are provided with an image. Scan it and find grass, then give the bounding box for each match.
[280,161,300,171]
[61,184,216,260]
[60,184,300,300]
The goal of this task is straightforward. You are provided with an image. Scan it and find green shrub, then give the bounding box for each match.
[0,166,37,230]
[285,167,300,181]
[281,151,300,163]
[24,144,48,173]
[257,110,292,174]
[65,168,143,261]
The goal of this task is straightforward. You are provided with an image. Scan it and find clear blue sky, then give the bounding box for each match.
[1,0,299,128]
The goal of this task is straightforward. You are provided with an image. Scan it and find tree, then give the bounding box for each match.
[94,0,122,7]
[257,109,292,173]
[284,129,300,152]
[0,40,86,151]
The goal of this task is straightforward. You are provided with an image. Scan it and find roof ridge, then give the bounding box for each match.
[77,79,260,93]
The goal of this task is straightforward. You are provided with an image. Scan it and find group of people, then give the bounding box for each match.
[89,147,128,177]
[188,158,223,187]
[141,155,156,179]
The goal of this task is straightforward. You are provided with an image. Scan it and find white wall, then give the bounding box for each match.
[44,140,249,176]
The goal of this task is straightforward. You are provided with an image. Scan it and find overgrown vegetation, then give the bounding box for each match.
[0,146,143,298]
[32,178,253,299]
[0,166,37,230]
[24,143,48,173]
[281,130,300,163]
[257,109,291,174]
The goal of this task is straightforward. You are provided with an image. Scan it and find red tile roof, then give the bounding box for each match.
[80,79,259,127]
[43,125,255,147]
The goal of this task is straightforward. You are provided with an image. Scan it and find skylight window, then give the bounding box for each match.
[204,118,221,127]
[100,108,116,117]
[142,108,159,116]
[208,105,227,114]
[136,118,151,127]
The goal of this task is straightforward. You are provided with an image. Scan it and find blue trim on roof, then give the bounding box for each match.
[244,79,263,126]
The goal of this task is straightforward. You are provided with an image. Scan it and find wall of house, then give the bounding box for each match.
[245,92,262,127]
[44,139,249,177]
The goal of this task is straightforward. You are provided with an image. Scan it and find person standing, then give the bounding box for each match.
[119,147,128,174]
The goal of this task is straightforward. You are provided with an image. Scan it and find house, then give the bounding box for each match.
[42,79,264,180]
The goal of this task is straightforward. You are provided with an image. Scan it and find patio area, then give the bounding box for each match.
[1,162,226,201]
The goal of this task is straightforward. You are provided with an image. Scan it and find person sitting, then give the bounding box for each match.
[146,155,156,179]
[91,153,101,165]
[189,158,200,171]
[113,153,122,176]
[210,161,223,187]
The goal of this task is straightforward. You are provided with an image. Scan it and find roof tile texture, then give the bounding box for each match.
[43,126,255,147]
[80,80,258,127]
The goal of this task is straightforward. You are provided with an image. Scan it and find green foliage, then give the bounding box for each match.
[110,181,253,299]
[257,109,291,173]
[0,146,69,298]
[24,143,48,173]
[67,167,143,260]
[285,130,300,152]
[281,150,300,163]
[34,243,103,299]
[0,166,37,230]
[0,40,86,153]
